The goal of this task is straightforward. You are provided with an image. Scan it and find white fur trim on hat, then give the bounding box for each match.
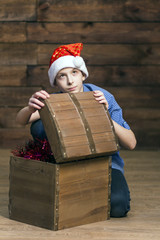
[48,55,89,87]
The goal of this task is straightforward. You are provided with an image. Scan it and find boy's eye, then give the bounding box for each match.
[59,74,65,79]
[72,70,78,74]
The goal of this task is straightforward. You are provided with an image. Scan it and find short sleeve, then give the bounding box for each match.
[83,83,130,130]
[104,92,130,130]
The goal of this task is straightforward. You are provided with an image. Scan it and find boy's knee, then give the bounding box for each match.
[110,194,130,218]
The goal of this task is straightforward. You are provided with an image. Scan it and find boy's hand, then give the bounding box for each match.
[93,90,109,109]
[28,90,50,112]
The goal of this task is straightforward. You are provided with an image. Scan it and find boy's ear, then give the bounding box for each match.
[82,74,85,81]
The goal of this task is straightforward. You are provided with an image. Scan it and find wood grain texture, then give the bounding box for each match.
[27,65,160,87]
[1,107,159,149]
[0,86,159,148]
[0,149,160,239]
[38,44,160,65]
[0,128,31,148]
[27,22,160,44]
[132,130,160,149]
[0,66,27,87]
[123,108,160,131]
[58,157,111,229]
[37,0,160,22]
[0,44,37,65]
[1,64,160,87]
[106,87,160,108]
[0,0,159,149]
[0,0,36,21]
[39,92,118,162]
[9,156,57,230]
[9,155,111,230]
[0,107,23,128]
[123,108,160,148]
[0,87,42,107]
[0,23,26,43]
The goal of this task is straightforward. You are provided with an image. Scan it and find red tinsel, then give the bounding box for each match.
[11,139,55,163]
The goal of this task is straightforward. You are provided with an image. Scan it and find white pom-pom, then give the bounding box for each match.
[73,56,84,68]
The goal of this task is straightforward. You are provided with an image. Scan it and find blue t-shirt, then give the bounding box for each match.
[83,83,130,173]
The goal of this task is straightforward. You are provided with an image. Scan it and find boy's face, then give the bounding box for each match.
[55,68,85,93]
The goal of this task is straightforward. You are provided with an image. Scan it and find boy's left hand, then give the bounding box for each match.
[93,90,109,109]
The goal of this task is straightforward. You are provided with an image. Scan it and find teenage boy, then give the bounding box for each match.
[16,43,136,217]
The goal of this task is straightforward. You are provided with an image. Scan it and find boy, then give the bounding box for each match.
[16,43,136,217]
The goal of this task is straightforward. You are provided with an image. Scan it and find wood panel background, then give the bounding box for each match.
[0,0,160,149]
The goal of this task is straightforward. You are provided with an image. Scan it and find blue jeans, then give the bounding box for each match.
[31,120,131,218]
[30,119,48,140]
[110,168,130,217]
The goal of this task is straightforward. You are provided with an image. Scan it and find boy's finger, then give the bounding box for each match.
[95,96,105,101]
[93,91,104,97]
[33,92,48,99]
[30,98,45,107]
[39,90,50,98]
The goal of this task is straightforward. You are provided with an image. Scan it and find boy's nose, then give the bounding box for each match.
[67,75,73,84]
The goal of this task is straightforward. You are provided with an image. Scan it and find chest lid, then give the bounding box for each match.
[39,91,119,163]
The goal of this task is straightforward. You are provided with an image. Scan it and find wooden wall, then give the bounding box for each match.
[0,0,160,149]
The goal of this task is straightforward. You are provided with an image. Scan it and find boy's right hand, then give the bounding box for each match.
[28,90,50,112]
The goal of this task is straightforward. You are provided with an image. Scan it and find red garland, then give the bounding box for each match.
[11,139,55,163]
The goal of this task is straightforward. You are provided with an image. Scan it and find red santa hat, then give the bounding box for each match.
[48,43,89,86]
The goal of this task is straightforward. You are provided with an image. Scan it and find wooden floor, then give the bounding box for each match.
[0,149,160,240]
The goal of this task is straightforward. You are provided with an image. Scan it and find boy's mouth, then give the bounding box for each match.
[68,86,77,92]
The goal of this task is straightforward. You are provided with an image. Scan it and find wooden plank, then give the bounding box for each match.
[39,92,118,162]
[0,66,27,87]
[1,107,159,150]
[87,65,160,87]
[0,23,26,43]
[0,128,31,148]
[63,134,89,148]
[106,86,160,108]
[1,85,158,150]
[123,107,160,149]
[0,0,36,21]
[27,65,160,87]
[9,155,110,230]
[0,44,37,65]
[1,149,160,238]
[0,87,42,107]
[123,108,160,149]
[1,64,159,88]
[38,44,160,65]
[123,108,160,131]
[9,156,57,230]
[37,0,160,22]
[134,130,160,149]
[27,65,50,87]
[54,109,80,120]
[0,107,23,128]
[58,157,110,229]
[84,44,160,65]
[27,22,160,44]
[42,86,160,109]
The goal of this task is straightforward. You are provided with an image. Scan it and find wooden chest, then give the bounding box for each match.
[9,91,118,230]
[9,155,111,230]
[39,91,119,162]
